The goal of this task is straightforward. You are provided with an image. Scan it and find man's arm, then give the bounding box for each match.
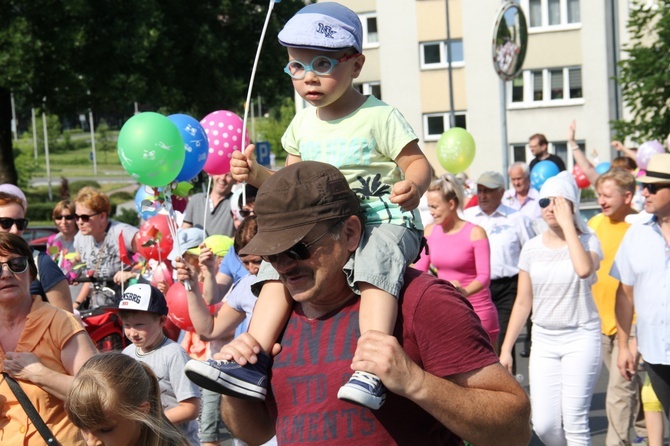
[354,330,531,446]
[615,282,637,380]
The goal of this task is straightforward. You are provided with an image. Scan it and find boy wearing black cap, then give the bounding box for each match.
[203,1,432,411]
[108,284,201,445]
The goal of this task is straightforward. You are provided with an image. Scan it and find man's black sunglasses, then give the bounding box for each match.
[641,183,670,195]
[0,217,29,231]
[262,224,336,263]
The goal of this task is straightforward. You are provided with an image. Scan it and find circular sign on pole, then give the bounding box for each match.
[491,2,528,81]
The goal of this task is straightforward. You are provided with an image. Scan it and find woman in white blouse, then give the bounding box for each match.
[500,171,603,445]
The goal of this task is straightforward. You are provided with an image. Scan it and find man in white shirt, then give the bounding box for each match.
[464,171,536,364]
[613,153,670,416]
[503,162,541,221]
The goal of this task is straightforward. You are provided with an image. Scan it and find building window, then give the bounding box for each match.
[568,67,582,98]
[513,144,527,163]
[354,82,381,100]
[420,39,464,69]
[360,13,379,48]
[511,66,583,106]
[552,142,568,168]
[532,70,543,102]
[512,77,524,103]
[423,112,467,141]
[522,0,580,28]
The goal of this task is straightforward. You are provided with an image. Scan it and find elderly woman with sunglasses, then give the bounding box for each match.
[0,191,73,312]
[499,171,603,445]
[0,232,97,445]
[71,187,139,309]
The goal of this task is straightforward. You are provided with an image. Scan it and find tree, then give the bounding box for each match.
[613,1,670,142]
[0,0,308,183]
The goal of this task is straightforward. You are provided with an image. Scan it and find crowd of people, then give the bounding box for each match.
[2,2,670,446]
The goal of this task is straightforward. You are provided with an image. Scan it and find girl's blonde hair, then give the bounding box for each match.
[65,352,189,446]
[427,173,465,210]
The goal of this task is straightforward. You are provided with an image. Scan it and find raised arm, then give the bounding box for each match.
[568,120,599,185]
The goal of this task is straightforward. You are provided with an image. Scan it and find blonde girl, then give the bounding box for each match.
[65,352,189,446]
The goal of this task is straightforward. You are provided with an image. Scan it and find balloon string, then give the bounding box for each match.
[240,0,278,207]
[165,187,191,291]
[202,176,212,237]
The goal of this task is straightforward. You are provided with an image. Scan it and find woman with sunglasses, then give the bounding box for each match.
[47,200,78,255]
[47,200,83,302]
[499,171,603,445]
[0,232,97,445]
[0,191,73,312]
[72,187,139,309]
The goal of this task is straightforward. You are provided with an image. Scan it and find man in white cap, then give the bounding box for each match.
[464,171,536,362]
[613,153,670,416]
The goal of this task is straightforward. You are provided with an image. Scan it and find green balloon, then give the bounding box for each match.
[436,127,476,174]
[117,112,185,187]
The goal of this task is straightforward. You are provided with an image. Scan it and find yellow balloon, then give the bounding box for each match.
[436,128,476,174]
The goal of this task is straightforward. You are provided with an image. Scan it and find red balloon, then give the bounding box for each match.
[572,164,590,189]
[137,214,175,261]
[150,261,174,288]
[165,282,221,332]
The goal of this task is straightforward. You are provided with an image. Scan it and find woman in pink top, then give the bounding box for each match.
[414,174,499,349]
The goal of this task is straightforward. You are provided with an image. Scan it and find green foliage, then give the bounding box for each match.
[109,191,134,205]
[70,180,101,191]
[613,1,670,142]
[13,149,37,189]
[254,97,296,159]
[115,207,139,227]
[27,113,64,152]
[26,202,55,222]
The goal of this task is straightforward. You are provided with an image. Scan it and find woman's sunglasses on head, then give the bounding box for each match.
[0,217,29,231]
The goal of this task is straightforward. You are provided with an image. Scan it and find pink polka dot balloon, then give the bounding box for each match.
[200,110,250,175]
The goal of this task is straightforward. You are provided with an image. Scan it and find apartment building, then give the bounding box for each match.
[304,0,633,179]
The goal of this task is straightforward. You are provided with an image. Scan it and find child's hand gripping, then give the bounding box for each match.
[390,179,421,212]
[230,144,259,184]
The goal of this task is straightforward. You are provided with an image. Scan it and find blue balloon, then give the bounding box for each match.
[168,114,209,182]
[595,162,611,175]
[531,160,560,190]
[135,186,160,221]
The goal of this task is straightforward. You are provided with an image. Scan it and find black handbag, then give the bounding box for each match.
[2,372,62,445]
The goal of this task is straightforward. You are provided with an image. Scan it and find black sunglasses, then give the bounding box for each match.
[55,214,76,221]
[0,256,29,274]
[75,212,100,222]
[262,224,336,263]
[641,183,670,195]
[539,197,553,209]
[239,208,255,219]
[0,217,29,231]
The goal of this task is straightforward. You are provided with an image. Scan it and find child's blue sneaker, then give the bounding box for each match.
[337,371,386,410]
[184,352,270,401]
